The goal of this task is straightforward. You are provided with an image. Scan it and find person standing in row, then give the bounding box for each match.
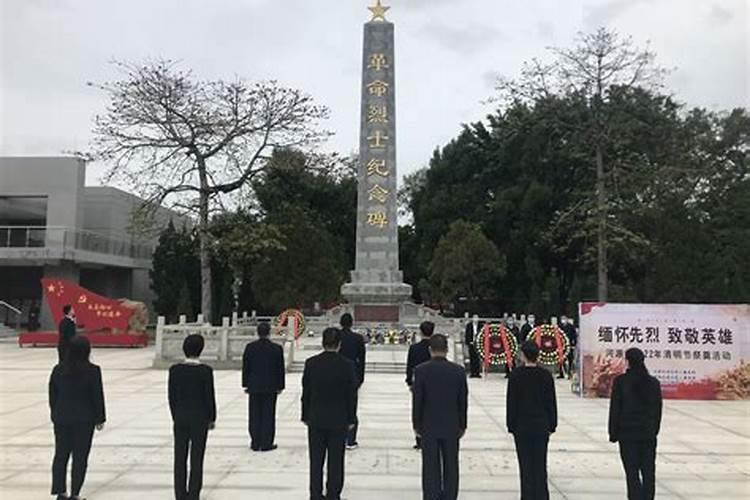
[242,321,285,452]
[609,348,663,500]
[464,314,483,378]
[302,327,357,500]
[413,334,468,500]
[519,314,535,343]
[57,305,77,362]
[507,341,557,500]
[560,316,578,379]
[338,313,366,449]
[49,335,106,500]
[405,321,435,450]
[168,334,217,500]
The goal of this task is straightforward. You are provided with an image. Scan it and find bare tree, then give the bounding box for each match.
[497,28,666,301]
[89,60,331,322]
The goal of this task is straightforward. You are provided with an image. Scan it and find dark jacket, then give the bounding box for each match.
[168,362,217,426]
[506,365,557,435]
[49,363,106,426]
[242,338,285,394]
[405,338,431,386]
[608,369,663,442]
[464,321,484,346]
[339,328,366,387]
[301,351,357,431]
[58,317,76,346]
[412,358,468,439]
[562,323,578,347]
[519,323,533,343]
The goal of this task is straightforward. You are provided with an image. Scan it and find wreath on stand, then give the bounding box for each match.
[476,323,518,369]
[527,324,569,366]
[273,309,306,340]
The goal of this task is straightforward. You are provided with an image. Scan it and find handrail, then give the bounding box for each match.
[0,300,22,330]
[0,225,153,260]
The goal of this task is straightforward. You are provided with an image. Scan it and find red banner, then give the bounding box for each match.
[42,279,134,332]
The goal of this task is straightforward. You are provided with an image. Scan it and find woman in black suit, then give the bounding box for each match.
[608,347,663,500]
[49,335,106,500]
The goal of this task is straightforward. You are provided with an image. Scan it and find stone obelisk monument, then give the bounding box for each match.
[341,0,413,321]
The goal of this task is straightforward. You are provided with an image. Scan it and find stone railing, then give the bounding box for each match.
[153,314,299,369]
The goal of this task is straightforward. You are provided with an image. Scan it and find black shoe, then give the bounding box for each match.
[55,495,69,500]
[346,442,359,450]
[260,444,278,452]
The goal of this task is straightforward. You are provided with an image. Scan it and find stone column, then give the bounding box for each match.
[341,14,412,306]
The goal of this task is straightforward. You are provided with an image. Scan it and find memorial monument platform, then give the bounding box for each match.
[1,340,748,499]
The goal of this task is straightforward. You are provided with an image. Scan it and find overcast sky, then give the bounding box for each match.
[1,0,747,187]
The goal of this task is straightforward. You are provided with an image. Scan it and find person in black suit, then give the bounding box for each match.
[561,317,578,379]
[338,313,365,449]
[507,341,557,500]
[464,315,483,378]
[57,304,77,362]
[168,334,217,500]
[519,314,535,344]
[301,327,357,500]
[609,348,663,500]
[242,321,285,452]
[49,335,106,500]
[406,321,435,450]
[412,334,468,500]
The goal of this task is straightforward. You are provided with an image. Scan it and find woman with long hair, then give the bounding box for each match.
[49,335,106,500]
[608,347,663,500]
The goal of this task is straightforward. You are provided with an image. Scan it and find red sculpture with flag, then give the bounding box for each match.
[43,279,134,332]
[18,279,148,347]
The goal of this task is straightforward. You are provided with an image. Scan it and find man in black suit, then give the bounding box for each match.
[464,315,483,378]
[519,314,536,344]
[168,334,217,500]
[242,321,285,452]
[413,334,468,500]
[406,321,435,450]
[507,341,557,500]
[57,304,77,362]
[302,327,357,500]
[338,313,365,449]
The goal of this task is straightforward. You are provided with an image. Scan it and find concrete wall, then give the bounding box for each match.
[0,157,85,231]
[83,186,191,245]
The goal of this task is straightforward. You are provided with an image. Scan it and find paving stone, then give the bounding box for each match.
[1,341,748,499]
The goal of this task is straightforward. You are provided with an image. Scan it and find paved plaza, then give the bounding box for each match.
[0,339,748,499]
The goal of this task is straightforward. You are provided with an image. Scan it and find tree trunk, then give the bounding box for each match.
[198,165,213,324]
[595,142,608,302]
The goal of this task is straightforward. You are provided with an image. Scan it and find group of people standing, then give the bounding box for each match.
[49,307,663,500]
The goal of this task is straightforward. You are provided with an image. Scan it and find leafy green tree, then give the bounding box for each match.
[251,207,347,311]
[497,28,667,302]
[150,221,200,320]
[427,221,506,306]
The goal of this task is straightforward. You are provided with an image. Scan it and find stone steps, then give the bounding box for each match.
[0,323,19,339]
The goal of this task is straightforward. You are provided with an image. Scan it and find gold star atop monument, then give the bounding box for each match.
[368,0,390,22]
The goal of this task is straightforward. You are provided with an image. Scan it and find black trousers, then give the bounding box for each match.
[468,344,481,376]
[513,432,550,500]
[421,435,459,500]
[248,392,277,450]
[173,422,209,500]
[347,390,359,445]
[51,423,94,496]
[308,426,346,500]
[619,439,657,500]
